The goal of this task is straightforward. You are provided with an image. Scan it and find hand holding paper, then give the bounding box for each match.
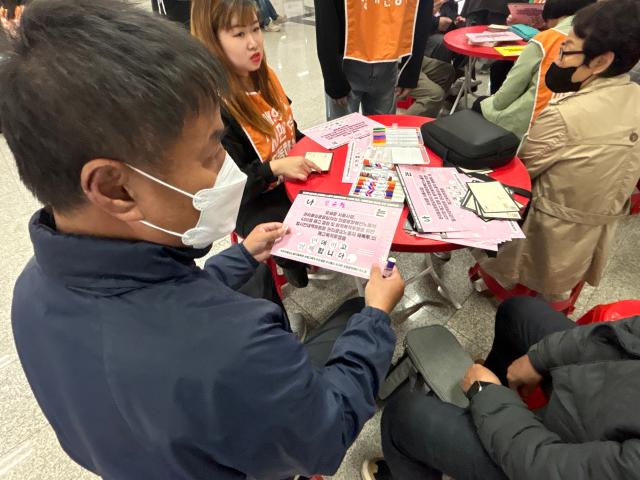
[244,222,290,263]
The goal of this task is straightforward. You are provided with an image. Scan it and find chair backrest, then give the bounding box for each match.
[576,300,640,325]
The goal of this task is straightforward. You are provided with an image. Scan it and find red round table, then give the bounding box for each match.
[444,25,527,62]
[286,114,531,254]
[443,25,527,112]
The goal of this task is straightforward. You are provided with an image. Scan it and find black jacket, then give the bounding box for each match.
[220,107,303,208]
[470,316,640,479]
[313,0,432,99]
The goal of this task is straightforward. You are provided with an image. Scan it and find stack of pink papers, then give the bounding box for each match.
[273,191,403,279]
[397,166,525,251]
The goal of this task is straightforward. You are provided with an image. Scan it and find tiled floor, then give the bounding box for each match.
[1,1,639,478]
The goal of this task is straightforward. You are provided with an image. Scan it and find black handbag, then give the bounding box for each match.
[421,109,521,171]
[378,325,473,408]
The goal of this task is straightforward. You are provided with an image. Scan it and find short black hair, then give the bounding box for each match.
[0,0,227,212]
[542,0,596,21]
[573,0,640,77]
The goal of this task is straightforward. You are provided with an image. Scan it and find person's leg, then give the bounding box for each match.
[237,262,285,310]
[264,0,279,21]
[325,91,360,120]
[303,297,364,368]
[484,297,577,384]
[411,57,456,117]
[235,185,308,287]
[361,63,398,116]
[381,385,508,480]
[406,64,446,118]
[465,10,488,27]
[489,60,513,94]
[472,95,488,113]
[156,0,191,28]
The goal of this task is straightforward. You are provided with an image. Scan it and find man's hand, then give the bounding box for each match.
[243,222,289,263]
[395,87,413,99]
[365,265,405,314]
[270,156,321,182]
[438,16,453,32]
[507,354,543,395]
[333,96,349,107]
[455,15,466,26]
[461,364,501,393]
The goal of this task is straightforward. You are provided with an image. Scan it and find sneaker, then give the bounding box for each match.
[287,312,308,342]
[362,458,393,480]
[273,14,287,25]
[307,266,337,281]
[263,19,281,32]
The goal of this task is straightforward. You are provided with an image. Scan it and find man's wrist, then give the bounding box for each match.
[465,381,494,401]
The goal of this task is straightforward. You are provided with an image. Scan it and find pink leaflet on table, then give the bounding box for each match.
[272,191,403,279]
[302,113,384,150]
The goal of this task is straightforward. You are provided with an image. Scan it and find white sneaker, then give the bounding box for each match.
[263,19,281,32]
[274,14,287,25]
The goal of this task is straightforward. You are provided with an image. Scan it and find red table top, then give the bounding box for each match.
[286,115,531,253]
[443,25,527,61]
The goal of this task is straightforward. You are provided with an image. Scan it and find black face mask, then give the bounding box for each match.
[545,62,587,93]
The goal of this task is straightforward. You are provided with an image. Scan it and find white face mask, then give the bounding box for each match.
[128,154,247,249]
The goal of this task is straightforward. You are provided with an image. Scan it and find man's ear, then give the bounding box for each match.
[80,159,144,222]
[588,51,615,76]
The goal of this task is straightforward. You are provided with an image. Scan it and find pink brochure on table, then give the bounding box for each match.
[272,191,403,279]
[302,113,384,150]
[397,166,507,233]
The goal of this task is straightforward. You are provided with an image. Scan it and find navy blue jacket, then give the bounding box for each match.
[12,210,396,479]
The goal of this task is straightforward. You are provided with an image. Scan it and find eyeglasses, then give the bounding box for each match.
[559,46,585,62]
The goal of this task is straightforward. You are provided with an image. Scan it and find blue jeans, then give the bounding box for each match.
[325,60,398,120]
[255,0,278,24]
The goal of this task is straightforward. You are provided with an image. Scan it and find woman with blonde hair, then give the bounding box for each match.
[192,0,319,288]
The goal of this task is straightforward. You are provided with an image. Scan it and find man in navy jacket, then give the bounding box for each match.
[4,1,405,479]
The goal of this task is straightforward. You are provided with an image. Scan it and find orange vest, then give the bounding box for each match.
[240,68,296,165]
[344,0,419,63]
[530,26,568,124]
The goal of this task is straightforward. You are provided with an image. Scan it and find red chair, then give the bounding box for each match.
[521,299,640,410]
[631,180,640,215]
[230,232,287,299]
[396,96,416,110]
[469,263,584,316]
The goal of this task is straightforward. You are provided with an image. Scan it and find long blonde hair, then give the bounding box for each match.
[191,0,286,137]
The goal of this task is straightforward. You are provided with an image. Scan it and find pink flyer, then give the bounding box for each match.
[302,113,383,150]
[272,191,403,279]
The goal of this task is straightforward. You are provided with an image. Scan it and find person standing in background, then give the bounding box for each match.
[314,0,432,120]
[151,0,190,28]
[255,0,286,32]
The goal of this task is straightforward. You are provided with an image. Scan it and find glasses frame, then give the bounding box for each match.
[559,46,585,62]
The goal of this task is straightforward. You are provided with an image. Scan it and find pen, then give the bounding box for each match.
[382,257,396,278]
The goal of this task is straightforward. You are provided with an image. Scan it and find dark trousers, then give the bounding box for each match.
[381,297,576,480]
[236,185,306,274]
[237,263,285,310]
[151,0,190,29]
[304,297,365,368]
[465,11,513,93]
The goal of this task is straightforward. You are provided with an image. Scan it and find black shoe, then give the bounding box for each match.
[283,265,309,288]
[361,458,393,480]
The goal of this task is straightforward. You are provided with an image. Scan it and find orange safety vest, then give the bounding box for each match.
[240,68,296,166]
[344,0,419,63]
[530,26,568,124]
